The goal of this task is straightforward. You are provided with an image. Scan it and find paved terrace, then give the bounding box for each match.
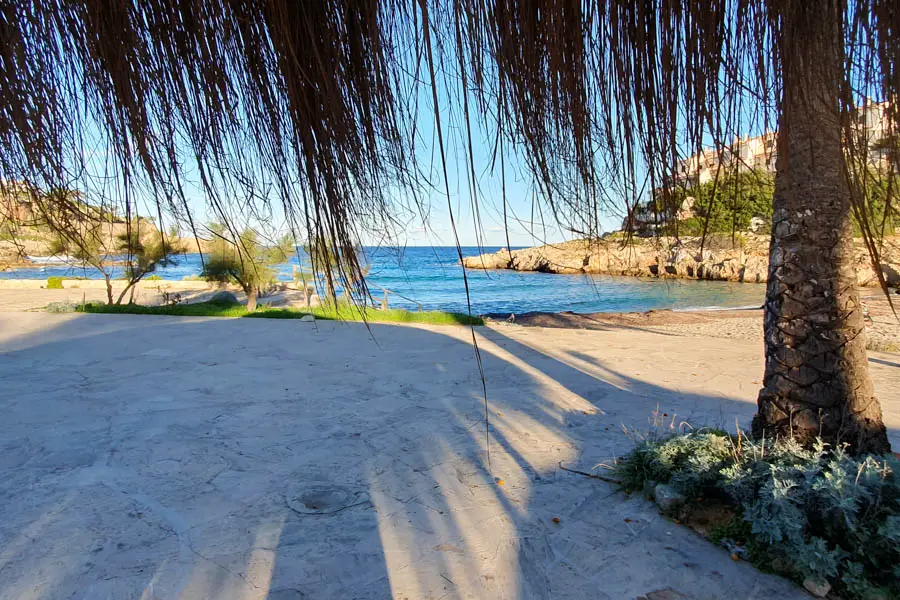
[1,312,898,599]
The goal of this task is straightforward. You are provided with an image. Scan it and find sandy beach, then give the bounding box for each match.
[486,291,900,352]
[3,282,897,349]
[0,281,315,313]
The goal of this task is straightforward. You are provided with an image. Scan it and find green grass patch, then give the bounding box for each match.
[79,301,249,318]
[77,300,483,326]
[617,431,900,599]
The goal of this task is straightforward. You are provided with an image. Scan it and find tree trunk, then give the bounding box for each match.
[246,287,258,312]
[324,270,337,306]
[116,278,138,305]
[103,272,113,305]
[752,2,890,454]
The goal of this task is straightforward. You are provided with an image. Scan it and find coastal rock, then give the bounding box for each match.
[802,578,831,598]
[462,234,900,288]
[210,290,239,304]
[654,483,686,515]
[467,250,512,270]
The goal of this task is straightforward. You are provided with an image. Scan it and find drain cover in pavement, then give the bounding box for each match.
[287,485,370,515]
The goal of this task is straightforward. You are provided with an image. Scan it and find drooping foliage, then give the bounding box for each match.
[0,0,897,290]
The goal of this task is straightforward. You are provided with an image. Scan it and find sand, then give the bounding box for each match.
[0,283,315,313]
[486,292,900,352]
[1,309,898,599]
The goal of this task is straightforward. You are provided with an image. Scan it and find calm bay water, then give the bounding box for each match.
[2,246,766,314]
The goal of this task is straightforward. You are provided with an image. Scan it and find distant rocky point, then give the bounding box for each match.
[462,234,900,288]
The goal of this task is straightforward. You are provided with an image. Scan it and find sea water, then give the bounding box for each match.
[1,246,766,314]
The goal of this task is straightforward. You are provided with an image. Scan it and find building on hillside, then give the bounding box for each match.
[854,99,894,171]
[668,100,893,190]
[856,99,891,143]
[729,130,778,172]
[626,101,895,235]
[670,131,777,189]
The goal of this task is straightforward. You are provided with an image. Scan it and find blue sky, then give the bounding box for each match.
[78,113,613,249]
[77,62,627,249]
[70,45,782,251]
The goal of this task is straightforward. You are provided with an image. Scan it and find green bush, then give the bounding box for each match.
[46,275,89,289]
[649,168,899,238]
[617,431,900,598]
[201,223,293,311]
[659,170,775,236]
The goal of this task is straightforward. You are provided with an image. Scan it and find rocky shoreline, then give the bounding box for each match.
[463,234,900,288]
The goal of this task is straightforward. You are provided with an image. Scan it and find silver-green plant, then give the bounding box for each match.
[617,431,900,599]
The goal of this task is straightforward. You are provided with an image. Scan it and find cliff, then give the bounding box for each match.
[0,222,210,270]
[462,234,900,288]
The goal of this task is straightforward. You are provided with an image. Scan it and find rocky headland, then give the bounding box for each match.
[463,234,900,288]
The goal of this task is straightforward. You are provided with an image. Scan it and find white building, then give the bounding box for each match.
[671,131,777,189]
[669,100,893,189]
[855,99,893,170]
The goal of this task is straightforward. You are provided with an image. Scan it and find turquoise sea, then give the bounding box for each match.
[1,246,766,314]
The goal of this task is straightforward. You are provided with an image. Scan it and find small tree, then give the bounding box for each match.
[47,210,181,305]
[47,220,116,303]
[114,224,184,304]
[201,224,293,311]
[36,188,179,305]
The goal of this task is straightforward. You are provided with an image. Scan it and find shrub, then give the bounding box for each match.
[46,276,64,289]
[45,301,78,312]
[616,431,900,599]
[201,223,293,311]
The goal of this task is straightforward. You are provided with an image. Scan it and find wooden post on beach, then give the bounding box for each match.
[381,290,389,311]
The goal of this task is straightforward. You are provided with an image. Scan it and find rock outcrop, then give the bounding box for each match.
[462,234,900,287]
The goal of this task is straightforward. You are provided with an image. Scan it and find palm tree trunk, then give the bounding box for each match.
[752,2,890,454]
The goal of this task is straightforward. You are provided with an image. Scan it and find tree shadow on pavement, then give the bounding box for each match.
[2,313,893,599]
